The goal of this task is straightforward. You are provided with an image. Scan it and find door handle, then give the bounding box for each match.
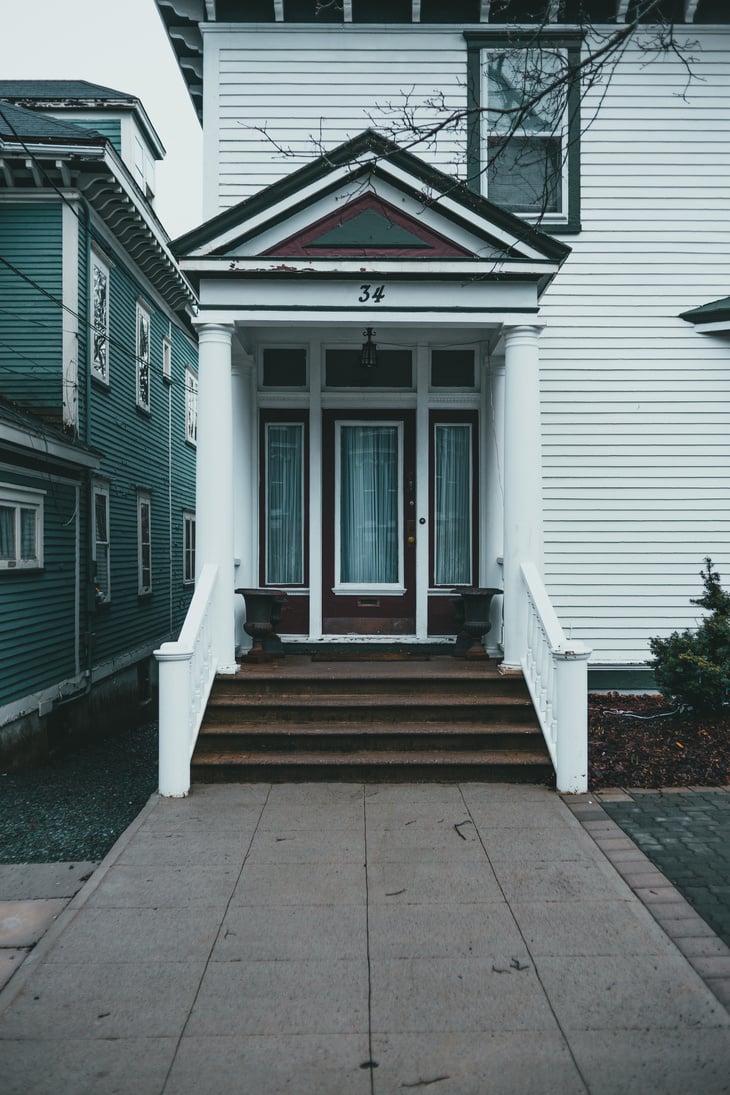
[407,519,416,545]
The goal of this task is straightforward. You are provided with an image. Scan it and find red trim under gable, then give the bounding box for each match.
[262,194,474,259]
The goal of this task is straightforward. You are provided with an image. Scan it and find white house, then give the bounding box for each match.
[153,1,730,794]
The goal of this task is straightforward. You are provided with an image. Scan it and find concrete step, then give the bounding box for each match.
[195,725,545,754]
[203,695,537,728]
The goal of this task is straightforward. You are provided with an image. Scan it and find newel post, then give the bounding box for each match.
[555,647,591,794]
[157,648,193,797]
[196,323,237,673]
[502,324,543,669]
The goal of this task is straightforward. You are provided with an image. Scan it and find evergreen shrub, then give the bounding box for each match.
[648,558,730,712]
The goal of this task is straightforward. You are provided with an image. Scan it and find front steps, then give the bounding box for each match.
[191,655,553,783]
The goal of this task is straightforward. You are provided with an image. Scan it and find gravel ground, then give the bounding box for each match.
[0,722,158,863]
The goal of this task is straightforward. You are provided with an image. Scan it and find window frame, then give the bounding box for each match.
[135,301,152,413]
[465,30,582,234]
[137,490,152,596]
[91,480,111,603]
[185,367,198,445]
[183,509,196,586]
[90,249,110,385]
[162,336,172,384]
[0,484,44,572]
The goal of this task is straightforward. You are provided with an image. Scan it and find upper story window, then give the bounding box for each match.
[91,251,110,384]
[0,485,44,571]
[162,336,172,383]
[136,302,151,413]
[466,32,582,233]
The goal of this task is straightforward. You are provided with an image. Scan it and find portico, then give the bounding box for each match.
[178,132,568,672]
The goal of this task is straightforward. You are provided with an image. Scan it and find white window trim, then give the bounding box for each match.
[91,480,111,602]
[185,367,198,445]
[333,419,405,595]
[183,509,195,586]
[481,46,569,224]
[90,250,110,385]
[137,490,152,595]
[0,484,44,571]
[136,302,152,413]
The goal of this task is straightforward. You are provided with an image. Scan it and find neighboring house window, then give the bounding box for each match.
[92,482,111,602]
[0,485,44,571]
[162,336,172,383]
[466,32,581,231]
[91,252,110,383]
[183,510,195,584]
[185,368,198,445]
[136,303,151,412]
[137,491,152,594]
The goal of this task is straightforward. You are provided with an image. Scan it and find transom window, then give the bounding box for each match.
[0,485,44,571]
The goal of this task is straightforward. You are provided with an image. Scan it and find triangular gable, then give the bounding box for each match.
[263,194,473,258]
[174,129,570,271]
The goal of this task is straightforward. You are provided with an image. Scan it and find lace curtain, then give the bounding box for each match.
[434,423,471,585]
[266,423,304,584]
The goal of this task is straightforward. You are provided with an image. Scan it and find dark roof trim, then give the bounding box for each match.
[680,296,730,326]
[174,129,570,265]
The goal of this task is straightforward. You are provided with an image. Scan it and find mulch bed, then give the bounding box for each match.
[589,692,730,790]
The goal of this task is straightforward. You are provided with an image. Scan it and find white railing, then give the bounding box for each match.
[520,561,592,793]
[155,563,219,797]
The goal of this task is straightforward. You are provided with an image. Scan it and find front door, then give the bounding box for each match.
[322,410,416,634]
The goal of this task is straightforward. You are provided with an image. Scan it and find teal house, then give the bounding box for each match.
[0,82,198,764]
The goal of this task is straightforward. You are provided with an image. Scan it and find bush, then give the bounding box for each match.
[648,558,730,712]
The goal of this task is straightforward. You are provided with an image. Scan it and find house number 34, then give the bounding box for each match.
[358,284,386,303]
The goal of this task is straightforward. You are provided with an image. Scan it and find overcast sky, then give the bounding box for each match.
[0,0,203,239]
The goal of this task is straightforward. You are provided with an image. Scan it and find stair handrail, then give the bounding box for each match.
[520,561,592,794]
[155,562,219,797]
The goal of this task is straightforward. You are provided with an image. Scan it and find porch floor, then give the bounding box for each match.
[2,782,728,1093]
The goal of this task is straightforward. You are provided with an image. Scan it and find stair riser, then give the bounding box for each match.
[196,732,545,754]
[204,705,537,728]
[213,680,531,701]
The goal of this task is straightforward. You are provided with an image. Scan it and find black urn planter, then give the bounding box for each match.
[451,587,503,660]
[236,588,288,662]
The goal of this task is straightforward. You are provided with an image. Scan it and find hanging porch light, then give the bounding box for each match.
[360,327,378,368]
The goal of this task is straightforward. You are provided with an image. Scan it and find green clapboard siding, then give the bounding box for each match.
[0,465,81,705]
[72,117,122,154]
[86,233,197,669]
[0,203,63,416]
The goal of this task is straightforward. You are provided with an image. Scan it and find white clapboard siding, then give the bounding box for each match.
[206,28,467,215]
[539,31,730,661]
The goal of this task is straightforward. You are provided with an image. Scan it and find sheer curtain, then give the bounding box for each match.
[434,423,471,585]
[340,425,398,584]
[266,423,304,584]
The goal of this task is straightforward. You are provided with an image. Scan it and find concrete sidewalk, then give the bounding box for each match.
[1,782,729,1095]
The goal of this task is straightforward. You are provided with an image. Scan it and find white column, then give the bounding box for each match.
[308,340,323,639]
[502,325,543,670]
[415,342,429,639]
[196,322,237,673]
[481,352,505,652]
[232,355,256,652]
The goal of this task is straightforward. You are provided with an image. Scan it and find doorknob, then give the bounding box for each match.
[407,519,416,545]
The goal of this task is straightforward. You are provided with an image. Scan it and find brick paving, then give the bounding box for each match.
[598,789,730,949]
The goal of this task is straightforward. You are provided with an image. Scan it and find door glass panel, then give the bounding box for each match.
[339,424,399,584]
[266,423,304,584]
[434,423,472,585]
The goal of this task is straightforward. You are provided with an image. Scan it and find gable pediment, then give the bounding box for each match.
[174,130,570,281]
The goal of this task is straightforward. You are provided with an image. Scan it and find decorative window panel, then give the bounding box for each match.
[0,484,44,571]
[137,491,152,595]
[185,368,198,445]
[136,303,151,412]
[183,510,196,585]
[92,481,111,602]
[162,337,172,383]
[434,424,472,586]
[91,253,110,383]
